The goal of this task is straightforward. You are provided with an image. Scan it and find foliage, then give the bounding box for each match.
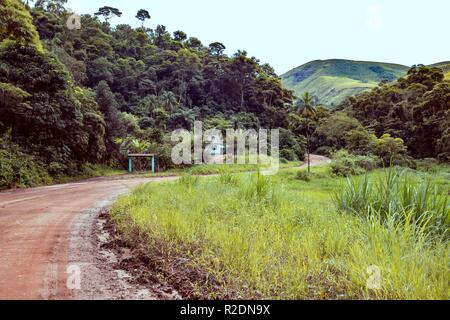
[0,45,100,171]
[111,166,450,299]
[0,133,51,189]
[296,170,312,182]
[0,0,43,51]
[346,65,450,160]
[315,112,363,149]
[0,0,297,187]
[335,166,449,239]
[330,150,380,177]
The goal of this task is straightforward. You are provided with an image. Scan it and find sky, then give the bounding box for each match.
[66,0,450,75]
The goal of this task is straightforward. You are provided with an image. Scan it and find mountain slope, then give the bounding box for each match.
[429,61,450,79]
[281,59,410,106]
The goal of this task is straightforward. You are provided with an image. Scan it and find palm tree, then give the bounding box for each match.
[160,91,178,112]
[296,92,317,173]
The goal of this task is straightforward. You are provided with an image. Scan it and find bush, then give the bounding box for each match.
[330,150,379,177]
[280,148,297,161]
[0,137,51,189]
[296,170,311,182]
[373,134,408,165]
[416,158,440,173]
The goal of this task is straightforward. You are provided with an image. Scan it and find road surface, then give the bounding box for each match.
[0,155,330,300]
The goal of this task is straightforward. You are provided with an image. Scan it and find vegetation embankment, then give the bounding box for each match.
[110,164,450,300]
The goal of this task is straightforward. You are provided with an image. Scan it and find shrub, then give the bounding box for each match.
[0,136,51,189]
[296,170,311,182]
[280,148,297,161]
[373,134,408,165]
[330,150,379,177]
[416,159,440,173]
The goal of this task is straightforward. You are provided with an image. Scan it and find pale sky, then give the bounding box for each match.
[66,0,450,75]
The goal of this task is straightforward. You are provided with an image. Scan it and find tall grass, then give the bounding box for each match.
[335,167,449,240]
[111,166,449,300]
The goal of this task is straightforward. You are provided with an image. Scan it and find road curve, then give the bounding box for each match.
[0,176,178,300]
[0,155,330,300]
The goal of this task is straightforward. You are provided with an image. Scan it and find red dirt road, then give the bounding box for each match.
[0,155,330,300]
[0,176,173,300]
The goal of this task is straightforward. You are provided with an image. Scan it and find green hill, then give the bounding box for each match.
[281,59,410,106]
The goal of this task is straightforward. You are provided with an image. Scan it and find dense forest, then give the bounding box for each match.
[0,0,448,189]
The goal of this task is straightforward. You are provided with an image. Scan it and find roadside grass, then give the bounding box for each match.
[139,160,302,177]
[53,164,127,184]
[335,167,449,240]
[110,165,449,300]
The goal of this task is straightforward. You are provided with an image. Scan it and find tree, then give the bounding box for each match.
[209,42,226,56]
[186,37,203,50]
[315,112,363,149]
[348,66,449,159]
[95,80,121,158]
[173,30,187,42]
[136,9,150,27]
[154,24,171,48]
[373,134,407,165]
[0,82,31,138]
[229,51,258,109]
[0,0,43,51]
[160,91,178,112]
[94,6,122,24]
[296,92,317,172]
[34,0,67,14]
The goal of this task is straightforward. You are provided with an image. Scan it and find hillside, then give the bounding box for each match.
[281,59,410,106]
[429,61,450,79]
[0,0,298,189]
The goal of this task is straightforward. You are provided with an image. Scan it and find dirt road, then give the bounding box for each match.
[0,176,180,300]
[0,155,330,300]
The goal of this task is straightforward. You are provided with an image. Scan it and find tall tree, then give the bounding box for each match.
[34,0,67,14]
[160,91,178,112]
[173,30,187,42]
[296,92,317,173]
[136,9,150,27]
[209,42,226,56]
[94,6,122,24]
[95,80,120,158]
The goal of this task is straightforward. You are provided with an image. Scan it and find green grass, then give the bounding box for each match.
[110,165,449,300]
[335,167,449,240]
[138,161,302,178]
